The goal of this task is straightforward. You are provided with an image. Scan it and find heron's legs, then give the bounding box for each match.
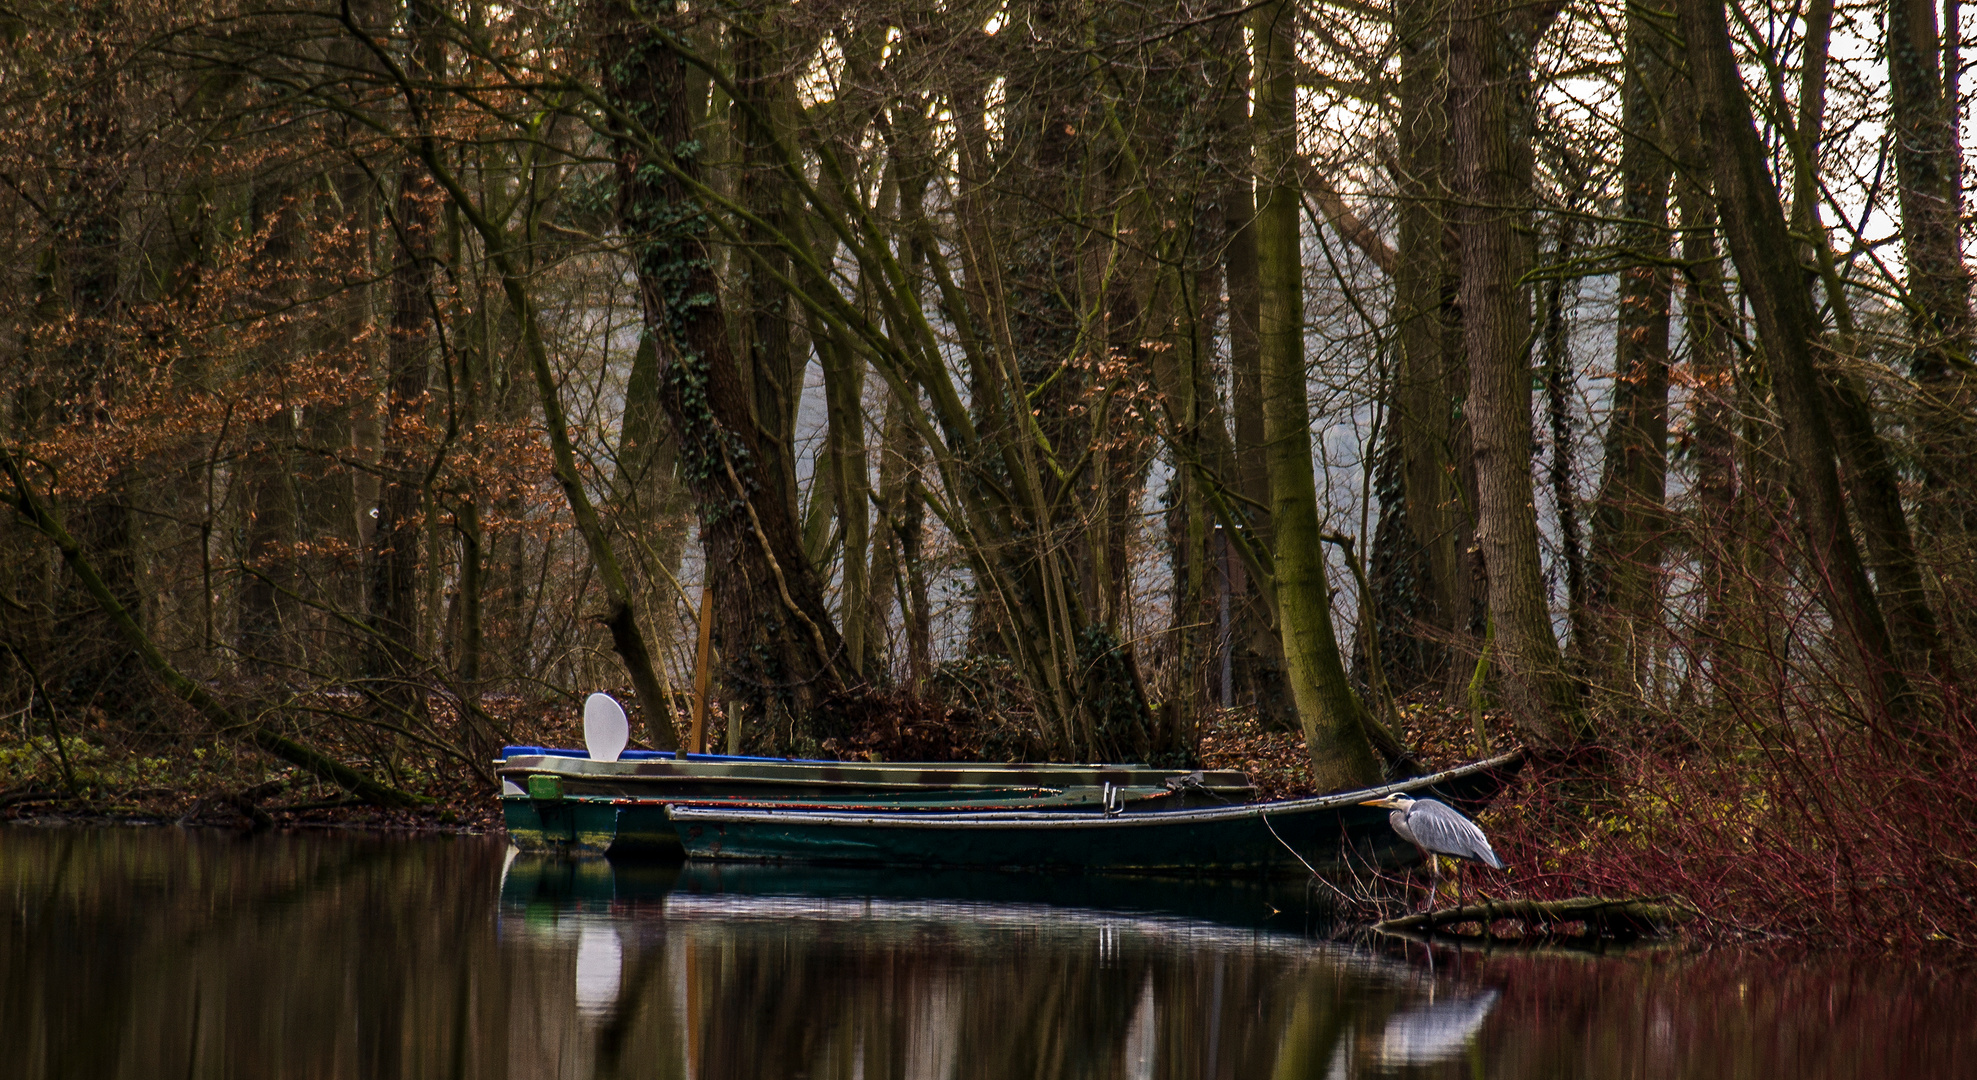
[1424,851,1441,912]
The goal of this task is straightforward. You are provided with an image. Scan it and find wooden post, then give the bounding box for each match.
[688,583,715,754]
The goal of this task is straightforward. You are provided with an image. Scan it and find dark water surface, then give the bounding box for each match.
[3,826,1969,1078]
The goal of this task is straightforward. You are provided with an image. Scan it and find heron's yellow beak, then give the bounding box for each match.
[1358,796,1393,807]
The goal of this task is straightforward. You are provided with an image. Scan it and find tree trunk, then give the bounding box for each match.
[1253,0,1383,790]
[1889,0,1976,535]
[868,381,929,690]
[819,324,871,681]
[1216,25,1296,727]
[1670,165,1744,694]
[1674,0,1916,721]
[1779,0,1955,691]
[365,0,443,722]
[238,185,302,676]
[1539,211,1588,659]
[1163,195,1230,727]
[1450,0,1583,744]
[1587,14,1674,707]
[53,67,144,719]
[868,120,936,691]
[944,56,1147,759]
[732,5,807,540]
[1389,0,1484,699]
[595,0,847,747]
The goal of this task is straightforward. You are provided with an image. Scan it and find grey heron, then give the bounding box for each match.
[1359,792,1503,908]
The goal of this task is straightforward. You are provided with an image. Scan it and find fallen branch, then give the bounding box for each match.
[268,797,370,813]
[1294,154,1396,274]
[0,786,60,809]
[178,790,275,830]
[1375,894,1700,939]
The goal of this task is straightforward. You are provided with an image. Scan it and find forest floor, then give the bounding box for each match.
[0,692,1509,836]
[1197,698,1512,799]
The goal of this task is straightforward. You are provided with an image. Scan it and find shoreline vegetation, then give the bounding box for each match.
[0,696,1408,835]
[5,0,1976,955]
[13,692,1964,954]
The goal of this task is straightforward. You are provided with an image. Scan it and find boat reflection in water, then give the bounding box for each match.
[498,852,1503,1078]
[6,828,1971,1079]
[572,923,624,1020]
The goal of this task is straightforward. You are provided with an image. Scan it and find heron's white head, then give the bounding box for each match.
[1358,792,1416,810]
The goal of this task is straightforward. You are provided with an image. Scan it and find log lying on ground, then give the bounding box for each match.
[1376,895,1699,940]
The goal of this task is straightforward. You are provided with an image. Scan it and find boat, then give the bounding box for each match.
[499,746,1255,856]
[504,775,1230,856]
[663,753,1523,877]
[500,693,1256,855]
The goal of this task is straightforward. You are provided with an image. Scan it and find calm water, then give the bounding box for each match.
[1,826,1969,1078]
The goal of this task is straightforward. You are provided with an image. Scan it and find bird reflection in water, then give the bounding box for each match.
[1377,987,1503,1066]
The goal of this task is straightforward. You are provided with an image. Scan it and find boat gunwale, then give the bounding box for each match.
[662,752,1523,830]
[499,747,1190,769]
[497,755,1252,783]
[502,785,1187,810]
[496,769,1087,795]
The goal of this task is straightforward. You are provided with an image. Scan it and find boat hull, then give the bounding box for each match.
[506,796,685,857]
[497,747,1254,856]
[503,785,1190,857]
[665,754,1521,877]
[495,749,1255,803]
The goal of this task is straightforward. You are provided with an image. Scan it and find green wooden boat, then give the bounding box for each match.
[663,753,1523,877]
[497,747,1256,803]
[504,777,1205,856]
[499,741,1256,857]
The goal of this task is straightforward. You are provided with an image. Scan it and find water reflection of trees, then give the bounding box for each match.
[2,827,518,1080]
[575,897,1483,1080]
[5,834,1971,1079]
